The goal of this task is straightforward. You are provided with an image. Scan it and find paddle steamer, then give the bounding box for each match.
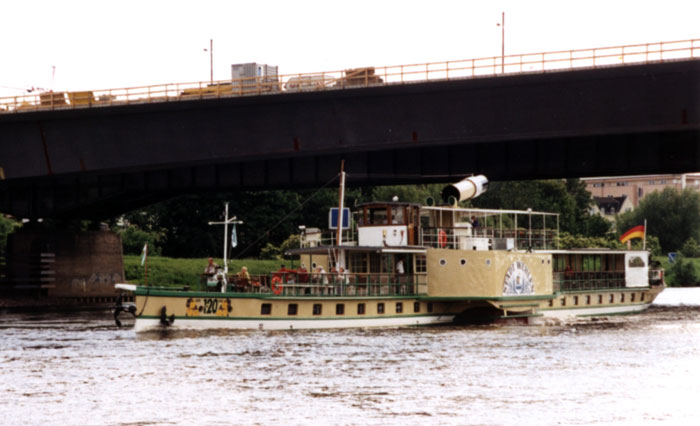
[115,175,664,331]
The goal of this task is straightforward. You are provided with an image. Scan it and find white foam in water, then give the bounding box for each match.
[653,287,700,306]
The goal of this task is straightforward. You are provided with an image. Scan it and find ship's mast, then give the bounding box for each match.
[336,160,346,271]
[208,202,243,293]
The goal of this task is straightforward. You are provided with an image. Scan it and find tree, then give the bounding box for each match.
[669,256,699,287]
[472,179,604,236]
[0,215,21,256]
[681,237,700,258]
[616,187,700,253]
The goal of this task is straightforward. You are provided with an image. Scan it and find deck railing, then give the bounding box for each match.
[422,227,558,250]
[201,272,427,297]
[1,38,697,114]
[553,269,665,292]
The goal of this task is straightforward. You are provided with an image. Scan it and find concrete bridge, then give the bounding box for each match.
[1,41,699,219]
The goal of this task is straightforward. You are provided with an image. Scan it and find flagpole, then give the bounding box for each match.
[643,219,647,250]
[144,243,148,286]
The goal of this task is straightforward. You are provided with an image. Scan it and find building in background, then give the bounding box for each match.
[590,196,634,220]
[583,173,700,210]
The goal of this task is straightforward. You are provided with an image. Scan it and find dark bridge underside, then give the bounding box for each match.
[1,59,699,219]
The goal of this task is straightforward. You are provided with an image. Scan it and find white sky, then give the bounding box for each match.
[1,0,698,97]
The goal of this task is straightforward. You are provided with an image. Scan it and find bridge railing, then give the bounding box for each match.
[1,38,697,114]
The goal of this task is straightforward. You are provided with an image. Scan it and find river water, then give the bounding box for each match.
[2,288,700,426]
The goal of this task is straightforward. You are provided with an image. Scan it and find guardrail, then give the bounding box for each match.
[1,38,697,115]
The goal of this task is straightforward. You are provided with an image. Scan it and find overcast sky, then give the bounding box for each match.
[1,0,698,97]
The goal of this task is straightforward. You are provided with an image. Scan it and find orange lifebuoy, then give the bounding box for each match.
[438,229,447,248]
[271,275,283,295]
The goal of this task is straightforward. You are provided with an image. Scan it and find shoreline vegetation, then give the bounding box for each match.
[123,255,289,288]
[124,255,698,288]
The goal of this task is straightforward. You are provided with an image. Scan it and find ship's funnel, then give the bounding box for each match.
[441,175,488,203]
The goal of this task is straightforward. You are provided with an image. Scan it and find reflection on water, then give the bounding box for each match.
[2,289,700,425]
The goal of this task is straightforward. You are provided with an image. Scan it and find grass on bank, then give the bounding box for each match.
[123,255,292,287]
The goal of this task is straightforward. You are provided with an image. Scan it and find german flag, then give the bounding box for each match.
[620,225,645,243]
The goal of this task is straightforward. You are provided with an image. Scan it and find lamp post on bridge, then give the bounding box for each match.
[497,12,505,73]
[203,39,213,84]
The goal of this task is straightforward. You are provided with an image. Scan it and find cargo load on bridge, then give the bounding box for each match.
[114,173,664,331]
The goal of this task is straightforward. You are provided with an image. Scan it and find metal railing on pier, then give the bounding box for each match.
[1,38,697,114]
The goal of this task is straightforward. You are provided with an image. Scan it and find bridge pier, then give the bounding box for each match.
[1,226,124,306]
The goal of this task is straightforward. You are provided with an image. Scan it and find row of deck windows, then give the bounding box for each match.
[260,302,433,316]
[550,292,645,307]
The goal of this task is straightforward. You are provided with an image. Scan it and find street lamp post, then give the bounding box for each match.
[497,12,505,73]
[203,39,213,84]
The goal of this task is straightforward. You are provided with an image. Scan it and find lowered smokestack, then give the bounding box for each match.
[441,175,489,205]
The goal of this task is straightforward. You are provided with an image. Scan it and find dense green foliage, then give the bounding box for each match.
[668,256,700,287]
[119,226,164,256]
[471,179,611,237]
[0,215,20,255]
[117,184,448,259]
[680,237,700,258]
[558,232,624,250]
[616,188,700,253]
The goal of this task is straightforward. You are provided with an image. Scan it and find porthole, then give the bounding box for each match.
[439,259,447,266]
[460,258,467,266]
[486,259,491,266]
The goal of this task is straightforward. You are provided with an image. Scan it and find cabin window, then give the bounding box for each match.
[641,293,645,301]
[574,296,579,305]
[427,302,433,313]
[377,303,385,314]
[357,303,366,315]
[583,255,602,272]
[609,294,615,303]
[621,294,625,303]
[348,253,368,273]
[548,300,553,307]
[396,302,403,313]
[439,259,447,266]
[598,295,603,304]
[368,207,388,225]
[586,295,591,305]
[261,303,272,315]
[460,259,467,266]
[561,297,566,306]
[313,304,322,315]
[288,304,298,315]
[391,206,405,224]
[631,293,636,302]
[414,302,420,313]
[415,255,427,273]
[486,259,491,266]
[336,304,345,315]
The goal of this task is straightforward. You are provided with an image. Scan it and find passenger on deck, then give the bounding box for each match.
[239,266,250,280]
[204,257,218,275]
[298,263,309,283]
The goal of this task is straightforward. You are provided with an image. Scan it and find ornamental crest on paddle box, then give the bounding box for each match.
[502,261,534,295]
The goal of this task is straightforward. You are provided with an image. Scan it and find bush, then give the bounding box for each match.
[0,215,20,256]
[680,237,700,258]
[558,232,624,250]
[258,243,281,260]
[280,234,301,259]
[669,256,700,287]
[120,226,163,256]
